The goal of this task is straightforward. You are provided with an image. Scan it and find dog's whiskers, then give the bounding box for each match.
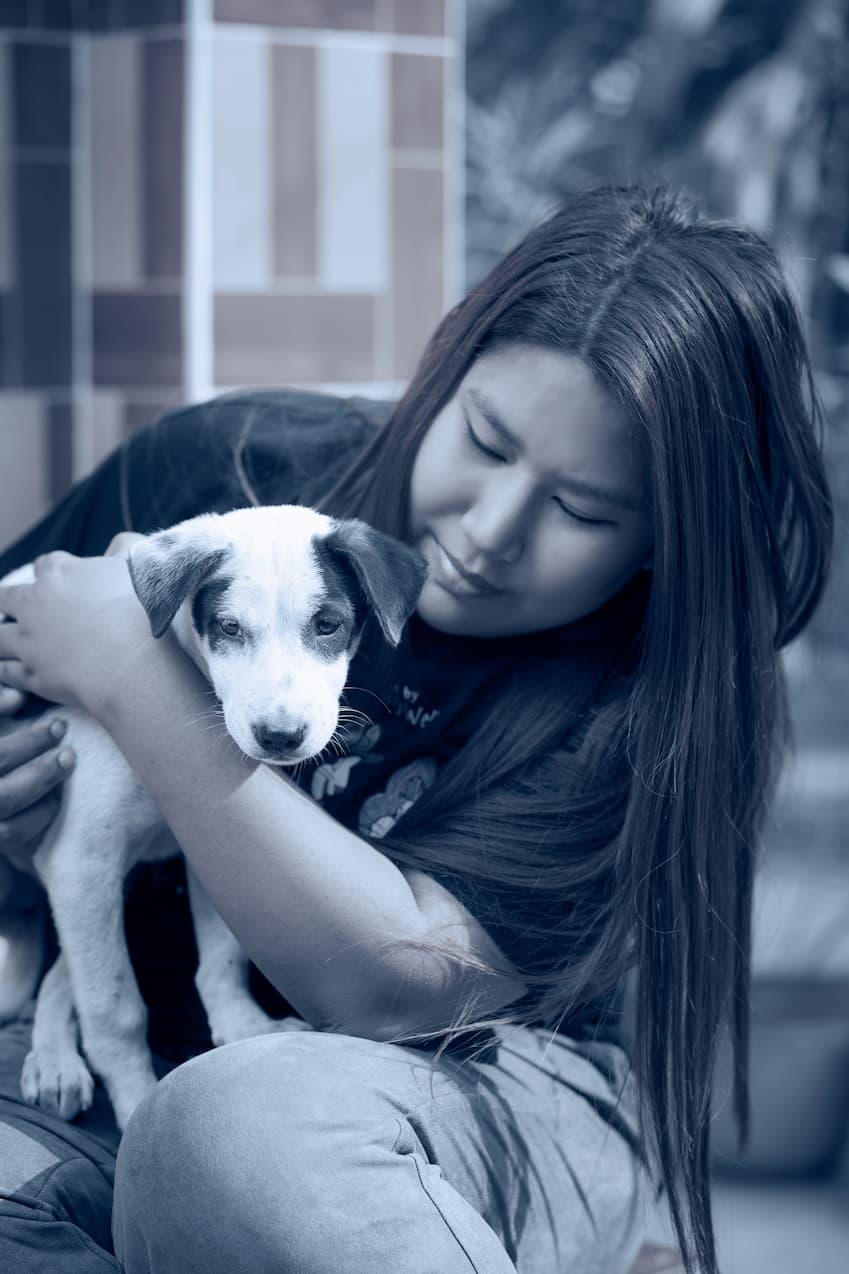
[342,686,389,713]
[336,709,373,728]
[183,707,226,731]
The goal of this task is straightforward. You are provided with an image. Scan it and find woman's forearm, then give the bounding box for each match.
[98,636,433,1037]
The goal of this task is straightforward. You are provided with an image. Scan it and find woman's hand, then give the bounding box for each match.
[0,547,155,718]
[0,715,75,865]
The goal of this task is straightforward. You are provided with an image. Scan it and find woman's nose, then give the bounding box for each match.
[460,477,532,563]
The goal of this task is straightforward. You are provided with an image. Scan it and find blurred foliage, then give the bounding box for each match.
[466,0,848,356]
[465,0,849,877]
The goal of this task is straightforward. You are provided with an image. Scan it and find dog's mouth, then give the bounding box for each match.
[236,740,320,767]
[251,747,313,767]
[223,713,335,767]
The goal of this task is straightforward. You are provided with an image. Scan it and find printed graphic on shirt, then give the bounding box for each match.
[308,675,444,838]
[358,756,438,839]
[310,721,383,801]
[386,682,441,731]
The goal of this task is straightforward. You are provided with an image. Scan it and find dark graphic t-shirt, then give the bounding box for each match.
[307,614,515,841]
[0,388,625,1059]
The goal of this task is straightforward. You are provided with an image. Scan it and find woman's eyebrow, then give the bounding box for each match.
[466,387,647,514]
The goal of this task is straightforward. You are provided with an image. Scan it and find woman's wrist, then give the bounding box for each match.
[90,627,191,729]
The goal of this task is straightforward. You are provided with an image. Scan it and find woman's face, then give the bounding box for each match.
[408,344,654,638]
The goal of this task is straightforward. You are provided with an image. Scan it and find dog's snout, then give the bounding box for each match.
[252,721,308,756]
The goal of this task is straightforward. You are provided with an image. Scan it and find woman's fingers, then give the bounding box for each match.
[106,531,146,558]
[0,581,28,619]
[33,550,72,575]
[0,738,75,822]
[0,685,27,716]
[0,789,63,850]
[0,718,73,853]
[0,658,31,692]
[0,716,69,776]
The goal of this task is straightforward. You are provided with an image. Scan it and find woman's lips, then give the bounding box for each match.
[429,536,504,597]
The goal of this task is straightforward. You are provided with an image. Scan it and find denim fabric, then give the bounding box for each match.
[0,1014,123,1272]
[112,1021,651,1274]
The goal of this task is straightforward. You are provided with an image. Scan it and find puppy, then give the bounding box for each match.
[0,506,426,1129]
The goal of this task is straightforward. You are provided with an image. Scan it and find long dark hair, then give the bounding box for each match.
[319,186,833,1274]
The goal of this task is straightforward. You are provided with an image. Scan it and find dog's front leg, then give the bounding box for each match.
[42,857,157,1131]
[21,952,95,1120]
[187,867,303,1045]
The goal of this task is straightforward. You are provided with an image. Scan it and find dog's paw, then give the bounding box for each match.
[271,1016,315,1032]
[207,1002,304,1048]
[21,1046,95,1121]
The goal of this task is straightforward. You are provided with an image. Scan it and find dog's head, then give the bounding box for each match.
[127,507,427,765]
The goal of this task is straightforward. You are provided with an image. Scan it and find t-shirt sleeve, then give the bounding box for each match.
[0,396,241,572]
[120,388,383,531]
[385,690,630,1045]
[0,388,382,574]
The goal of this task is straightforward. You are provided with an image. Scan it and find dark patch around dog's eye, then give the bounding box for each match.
[192,576,249,652]
[308,537,365,660]
[304,606,353,660]
[312,539,367,632]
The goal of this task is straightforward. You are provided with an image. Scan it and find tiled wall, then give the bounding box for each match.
[0,0,462,547]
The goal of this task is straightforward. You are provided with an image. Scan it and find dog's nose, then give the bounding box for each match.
[252,721,308,756]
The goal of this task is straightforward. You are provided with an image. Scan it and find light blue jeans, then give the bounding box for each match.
[112,1020,652,1274]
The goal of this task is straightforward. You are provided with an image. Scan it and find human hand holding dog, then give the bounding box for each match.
[0,533,143,855]
[0,548,160,718]
[0,715,75,860]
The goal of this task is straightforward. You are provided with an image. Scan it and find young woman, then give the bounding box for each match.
[0,186,832,1274]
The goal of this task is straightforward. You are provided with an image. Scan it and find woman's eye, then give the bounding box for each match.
[464,415,607,526]
[218,618,241,637]
[464,418,506,462]
[315,615,341,636]
[554,499,606,527]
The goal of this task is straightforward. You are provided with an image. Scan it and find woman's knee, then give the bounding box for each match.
[112,1032,410,1273]
[116,1035,312,1207]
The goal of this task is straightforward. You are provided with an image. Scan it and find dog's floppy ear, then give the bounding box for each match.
[324,519,427,646]
[127,526,230,638]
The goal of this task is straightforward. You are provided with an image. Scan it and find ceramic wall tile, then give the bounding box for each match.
[0,2,29,31]
[0,42,13,292]
[215,292,374,385]
[142,38,184,280]
[212,33,271,288]
[16,158,72,387]
[0,391,48,545]
[12,41,71,149]
[271,42,318,279]
[47,400,73,502]
[391,51,443,150]
[90,36,142,287]
[93,292,183,387]
[319,43,388,294]
[0,1,461,544]
[392,164,443,379]
[214,0,375,31]
[393,0,444,37]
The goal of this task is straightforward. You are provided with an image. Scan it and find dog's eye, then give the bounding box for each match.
[218,618,241,638]
[314,615,341,637]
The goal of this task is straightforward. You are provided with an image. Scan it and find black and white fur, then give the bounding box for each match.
[0,506,426,1129]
